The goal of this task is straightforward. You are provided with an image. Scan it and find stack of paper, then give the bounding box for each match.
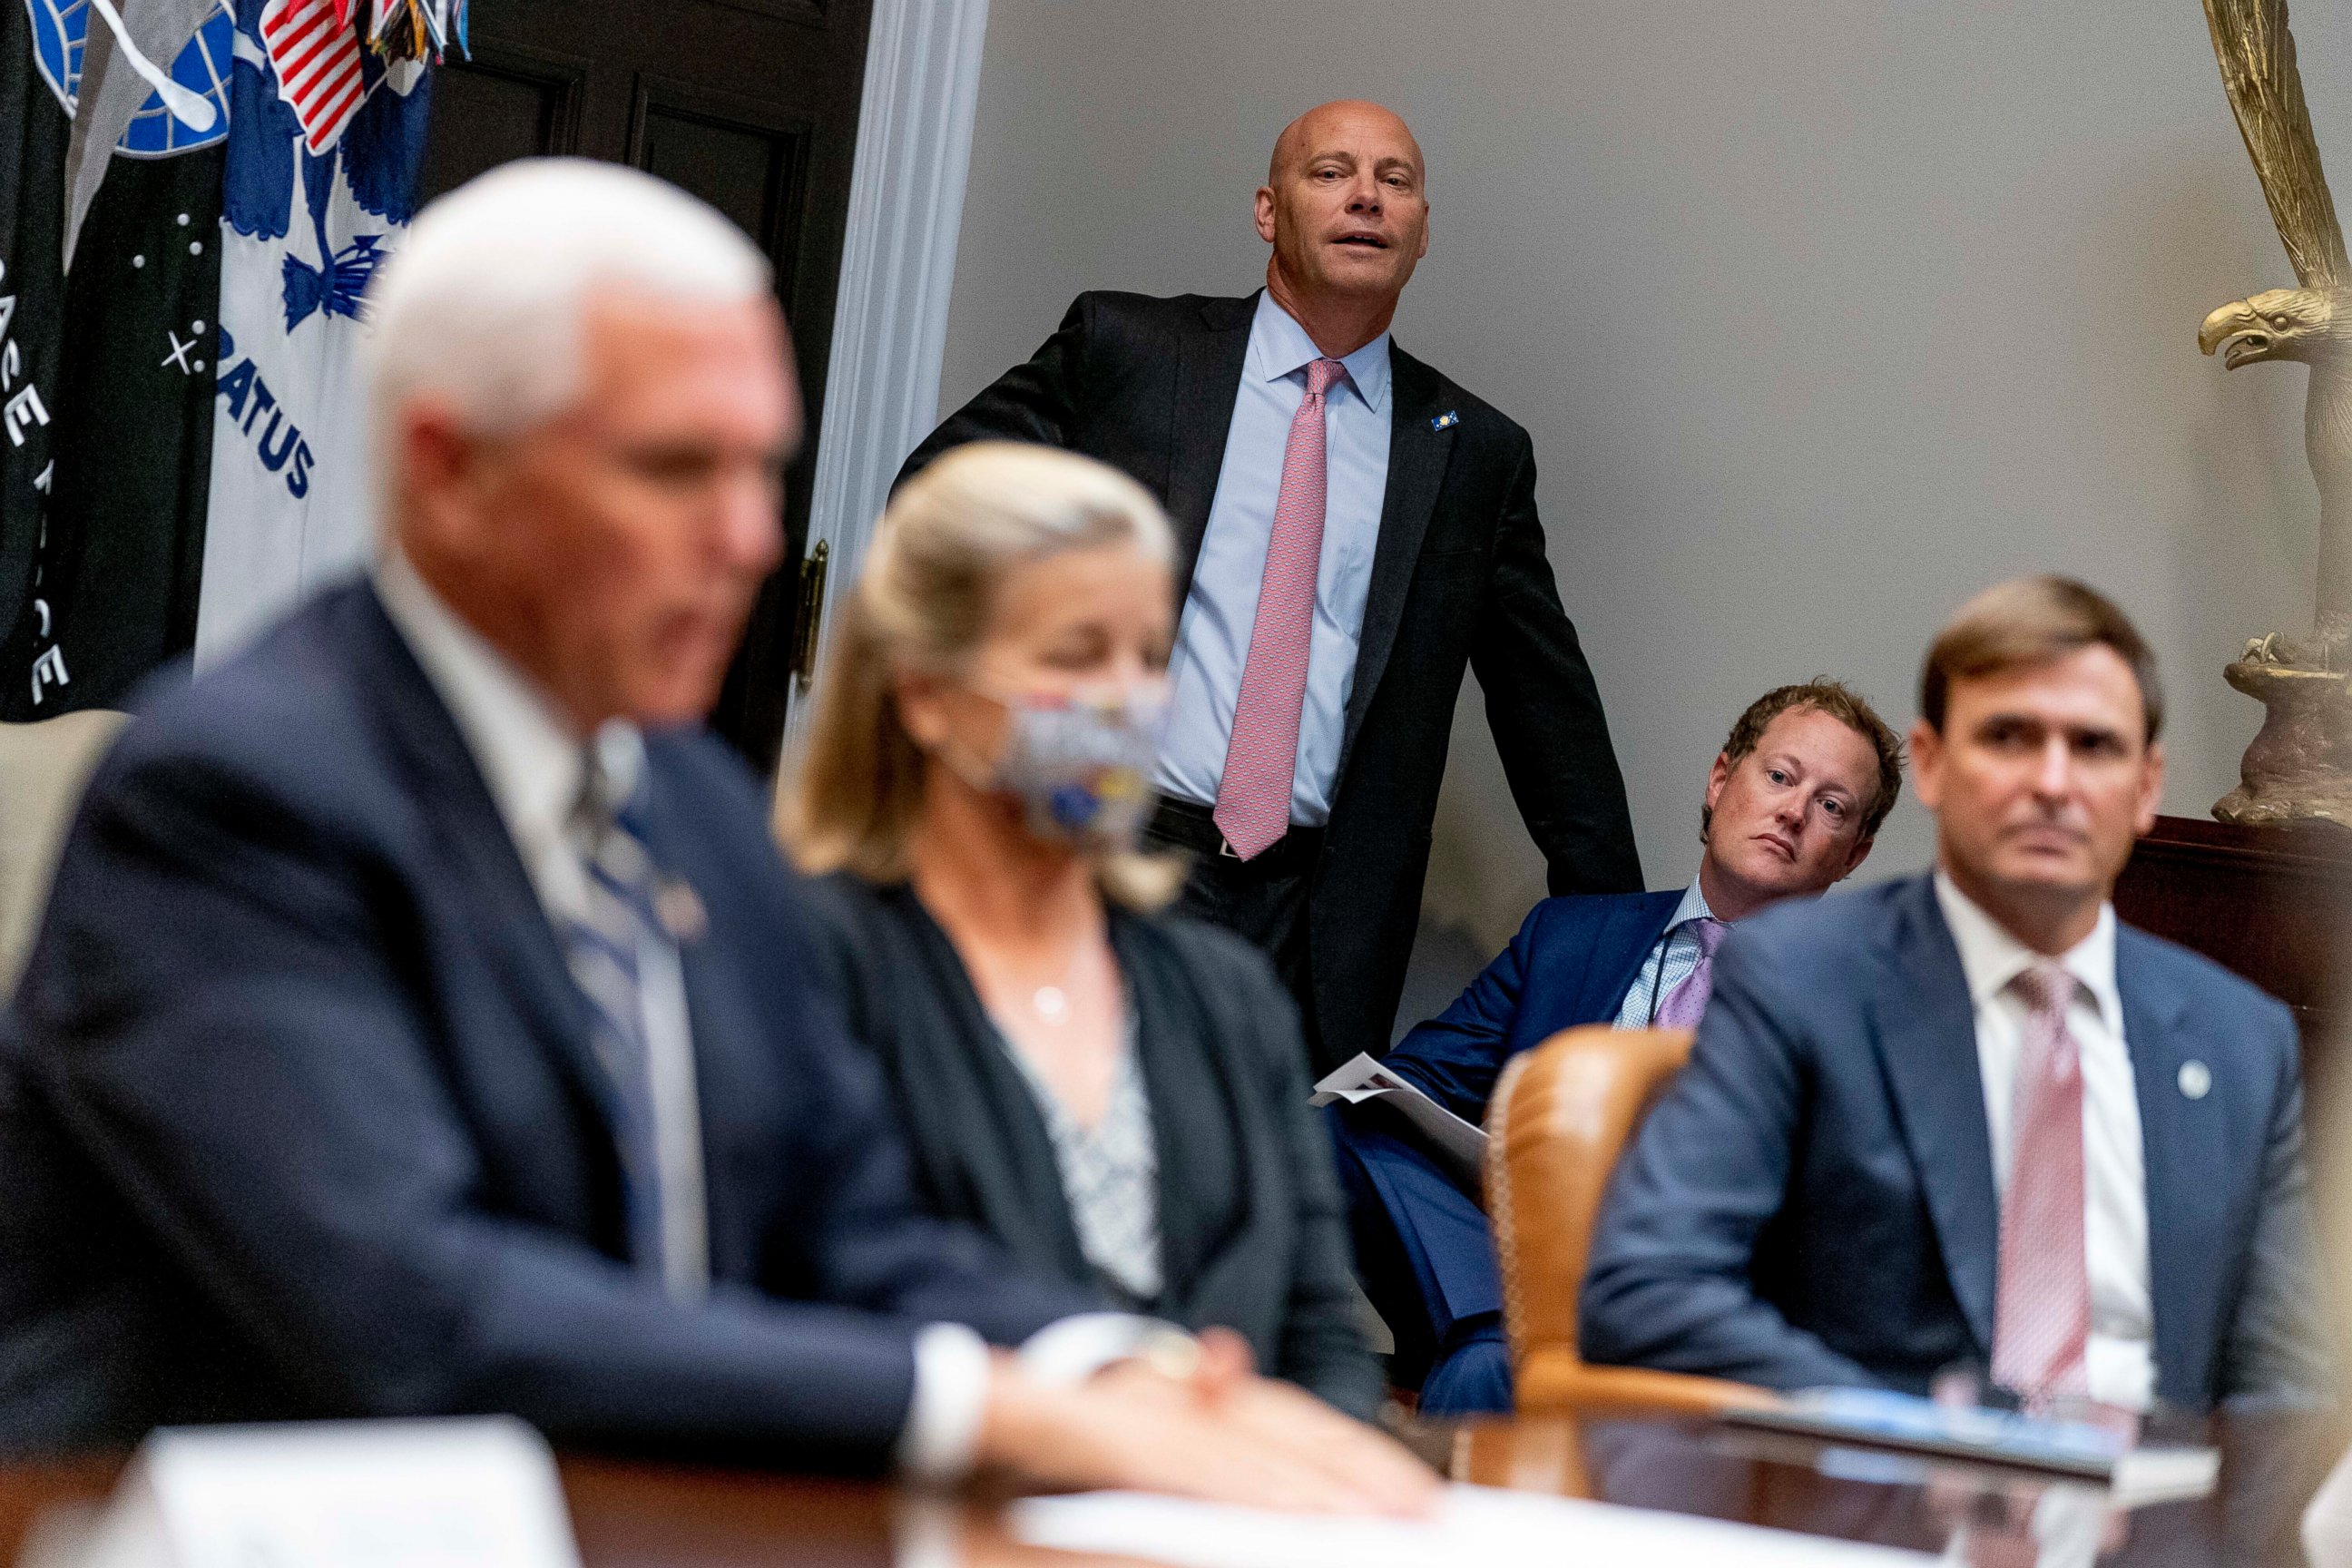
[1308,1054,1485,1186]
[1009,1484,1936,1568]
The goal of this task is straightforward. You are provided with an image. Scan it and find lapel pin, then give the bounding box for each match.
[2177,1059,2212,1101]
[1431,409,1460,431]
[655,879,708,945]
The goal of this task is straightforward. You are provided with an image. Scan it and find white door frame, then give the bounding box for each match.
[782,0,992,760]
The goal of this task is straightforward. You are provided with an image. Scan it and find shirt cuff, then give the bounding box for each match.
[896,1315,1196,1485]
[1017,1311,1191,1387]
[895,1322,992,1485]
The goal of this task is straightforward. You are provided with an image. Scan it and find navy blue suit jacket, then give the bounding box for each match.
[1383,889,1683,1120]
[1331,890,1678,1397]
[0,583,1087,1465]
[1583,875,2332,1410]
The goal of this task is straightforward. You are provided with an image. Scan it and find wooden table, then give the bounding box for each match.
[1451,1404,2340,1566]
[1,1403,2339,1567]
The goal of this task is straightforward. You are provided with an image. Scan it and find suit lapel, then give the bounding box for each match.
[897,889,1095,1281]
[2114,934,2212,1407]
[1867,877,2000,1352]
[1118,915,1244,1299]
[1334,347,1454,782]
[1163,295,1256,601]
[1592,891,1684,1023]
[352,588,613,1127]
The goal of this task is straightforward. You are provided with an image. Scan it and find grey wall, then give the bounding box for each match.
[938,0,2340,960]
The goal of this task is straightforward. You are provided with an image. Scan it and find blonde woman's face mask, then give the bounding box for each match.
[945,681,1170,851]
[897,542,1173,848]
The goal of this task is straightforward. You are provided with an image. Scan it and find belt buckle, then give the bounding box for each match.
[1219,838,1240,859]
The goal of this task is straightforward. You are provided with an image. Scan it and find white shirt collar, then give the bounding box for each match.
[373,550,642,867]
[1932,867,2121,1028]
[1250,290,1392,414]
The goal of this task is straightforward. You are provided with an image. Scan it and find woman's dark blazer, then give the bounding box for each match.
[799,874,1383,1419]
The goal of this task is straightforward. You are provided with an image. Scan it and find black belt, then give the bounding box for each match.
[1148,796,1326,877]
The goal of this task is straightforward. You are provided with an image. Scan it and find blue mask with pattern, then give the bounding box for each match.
[975,683,1168,852]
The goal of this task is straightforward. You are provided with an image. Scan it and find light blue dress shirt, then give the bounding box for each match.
[1611,877,1717,1030]
[1151,292,1393,827]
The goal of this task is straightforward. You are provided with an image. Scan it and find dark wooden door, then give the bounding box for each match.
[416,0,874,771]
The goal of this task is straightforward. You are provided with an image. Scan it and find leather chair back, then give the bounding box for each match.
[1485,1024,1772,1413]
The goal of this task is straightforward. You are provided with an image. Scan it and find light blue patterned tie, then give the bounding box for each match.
[562,756,667,1280]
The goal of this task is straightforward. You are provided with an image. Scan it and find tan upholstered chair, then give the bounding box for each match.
[0,710,127,995]
[1485,1024,1776,1414]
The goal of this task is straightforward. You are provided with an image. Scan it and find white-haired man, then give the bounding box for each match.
[0,160,1435,1511]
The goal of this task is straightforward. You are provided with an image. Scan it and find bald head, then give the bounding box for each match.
[1254,101,1429,350]
[1268,100,1424,187]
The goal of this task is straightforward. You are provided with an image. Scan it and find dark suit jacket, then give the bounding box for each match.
[1583,875,2334,1410]
[798,877,1382,1420]
[1332,889,1680,1387]
[1382,889,1685,1122]
[0,583,1087,1466]
[899,291,1642,1069]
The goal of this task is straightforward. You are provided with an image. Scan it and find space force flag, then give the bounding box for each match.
[195,0,428,663]
[2,0,231,718]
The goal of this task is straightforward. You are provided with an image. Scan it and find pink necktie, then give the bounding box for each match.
[1990,964,2092,1409]
[1649,917,1730,1030]
[1214,357,1345,861]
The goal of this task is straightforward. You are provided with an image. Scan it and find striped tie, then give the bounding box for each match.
[563,758,668,1283]
[1991,963,2092,1409]
[1214,355,1345,861]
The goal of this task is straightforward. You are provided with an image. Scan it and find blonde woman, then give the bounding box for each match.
[784,443,1380,1418]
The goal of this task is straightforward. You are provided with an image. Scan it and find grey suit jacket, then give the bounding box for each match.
[1582,874,2332,1410]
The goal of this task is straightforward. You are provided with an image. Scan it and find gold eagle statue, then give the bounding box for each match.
[2197,0,2352,657]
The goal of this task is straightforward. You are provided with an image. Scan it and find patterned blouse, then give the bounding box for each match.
[994,1014,1163,1307]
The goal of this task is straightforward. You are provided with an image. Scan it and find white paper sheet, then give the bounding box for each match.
[2305,1443,2352,1567]
[1308,1052,1485,1185]
[64,1416,582,1568]
[1008,1484,1937,1568]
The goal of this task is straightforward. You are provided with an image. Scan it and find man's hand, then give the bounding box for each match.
[972,1329,1437,1515]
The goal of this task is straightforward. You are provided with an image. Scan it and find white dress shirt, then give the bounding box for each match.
[1612,877,1716,1030]
[1933,871,2155,1412]
[375,554,995,1479]
[1152,291,1392,825]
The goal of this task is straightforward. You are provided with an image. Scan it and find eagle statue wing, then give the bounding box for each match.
[2205,0,2350,290]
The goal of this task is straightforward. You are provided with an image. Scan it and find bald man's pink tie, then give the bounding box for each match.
[1214,357,1345,860]
[1991,963,2092,1410]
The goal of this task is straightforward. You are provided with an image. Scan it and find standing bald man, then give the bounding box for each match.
[903,101,1640,1071]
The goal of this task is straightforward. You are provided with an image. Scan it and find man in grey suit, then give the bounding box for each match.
[1583,576,2331,1413]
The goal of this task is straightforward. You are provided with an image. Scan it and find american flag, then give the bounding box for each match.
[259,0,368,153]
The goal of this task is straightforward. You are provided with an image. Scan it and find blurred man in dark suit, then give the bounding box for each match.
[1340,680,1900,1411]
[1585,578,2332,1414]
[898,101,1641,1071]
[0,159,1434,1513]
